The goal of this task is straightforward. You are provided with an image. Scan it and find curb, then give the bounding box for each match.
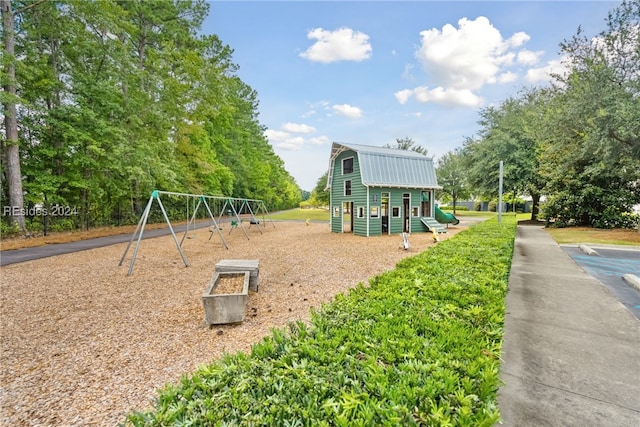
[622,274,640,292]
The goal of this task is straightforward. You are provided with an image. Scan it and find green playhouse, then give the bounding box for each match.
[326,142,458,237]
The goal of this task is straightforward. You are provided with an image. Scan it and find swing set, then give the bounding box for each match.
[119,190,275,275]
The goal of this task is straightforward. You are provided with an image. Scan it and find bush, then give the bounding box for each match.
[439,205,469,211]
[542,191,640,229]
[125,218,517,426]
[0,220,21,237]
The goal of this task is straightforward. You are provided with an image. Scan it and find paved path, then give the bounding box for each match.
[498,225,640,426]
[0,222,211,266]
[561,245,640,319]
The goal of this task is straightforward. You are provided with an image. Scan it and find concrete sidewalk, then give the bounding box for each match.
[498,225,640,426]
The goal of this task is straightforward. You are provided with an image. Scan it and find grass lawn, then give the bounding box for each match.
[510,213,639,246]
[544,226,640,246]
[269,208,330,221]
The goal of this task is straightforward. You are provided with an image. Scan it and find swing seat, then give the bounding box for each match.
[249,218,259,225]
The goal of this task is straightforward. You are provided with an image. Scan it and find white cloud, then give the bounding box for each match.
[308,135,330,145]
[413,86,483,108]
[332,103,363,118]
[497,71,518,83]
[508,31,530,48]
[394,89,413,105]
[526,58,569,83]
[396,86,482,108]
[402,63,415,80]
[264,129,290,141]
[300,27,372,63]
[400,16,534,107]
[276,136,305,151]
[282,122,316,133]
[265,126,329,152]
[517,49,544,66]
[416,16,522,91]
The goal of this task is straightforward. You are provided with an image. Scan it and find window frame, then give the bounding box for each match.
[342,157,354,175]
[344,180,352,196]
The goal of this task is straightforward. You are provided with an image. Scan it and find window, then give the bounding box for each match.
[342,157,354,174]
[333,207,340,217]
[344,180,352,196]
[412,207,419,217]
[370,206,379,218]
[392,207,400,217]
[357,206,364,218]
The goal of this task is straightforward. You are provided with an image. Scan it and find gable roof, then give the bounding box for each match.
[327,142,440,189]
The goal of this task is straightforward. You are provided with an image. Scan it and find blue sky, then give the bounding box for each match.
[203,1,619,191]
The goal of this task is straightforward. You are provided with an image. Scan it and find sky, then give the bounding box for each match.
[202,1,620,191]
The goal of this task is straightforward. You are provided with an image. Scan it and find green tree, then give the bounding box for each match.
[539,0,640,227]
[462,89,547,220]
[384,137,428,155]
[1,0,37,233]
[308,172,330,208]
[436,149,470,215]
[3,0,301,235]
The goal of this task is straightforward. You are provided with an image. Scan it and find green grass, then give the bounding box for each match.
[544,227,640,246]
[125,217,517,426]
[269,208,330,221]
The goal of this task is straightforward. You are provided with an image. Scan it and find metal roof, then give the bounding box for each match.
[328,142,440,189]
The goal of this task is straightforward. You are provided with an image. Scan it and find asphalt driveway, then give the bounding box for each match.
[561,245,640,319]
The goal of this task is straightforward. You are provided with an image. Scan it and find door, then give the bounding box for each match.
[342,201,353,233]
[421,191,431,217]
[403,193,410,233]
[381,193,389,234]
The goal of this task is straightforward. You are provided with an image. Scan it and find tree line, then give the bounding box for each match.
[1,0,301,235]
[437,0,639,228]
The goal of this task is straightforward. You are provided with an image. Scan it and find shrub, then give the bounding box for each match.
[439,206,469,211]
[125,217,517,426]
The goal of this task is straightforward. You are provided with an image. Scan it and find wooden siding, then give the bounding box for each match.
[330,148,436,236]
[330,150,364,233]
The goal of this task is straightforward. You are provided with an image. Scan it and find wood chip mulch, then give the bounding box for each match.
[0,220,469,426]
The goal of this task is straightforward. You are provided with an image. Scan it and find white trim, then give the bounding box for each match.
[366,186,370,236]
[344,179,352,196]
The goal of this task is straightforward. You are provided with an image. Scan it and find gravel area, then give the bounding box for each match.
[1,220,468,426]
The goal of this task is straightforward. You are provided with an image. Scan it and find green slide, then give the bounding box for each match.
[434,205,460,225]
